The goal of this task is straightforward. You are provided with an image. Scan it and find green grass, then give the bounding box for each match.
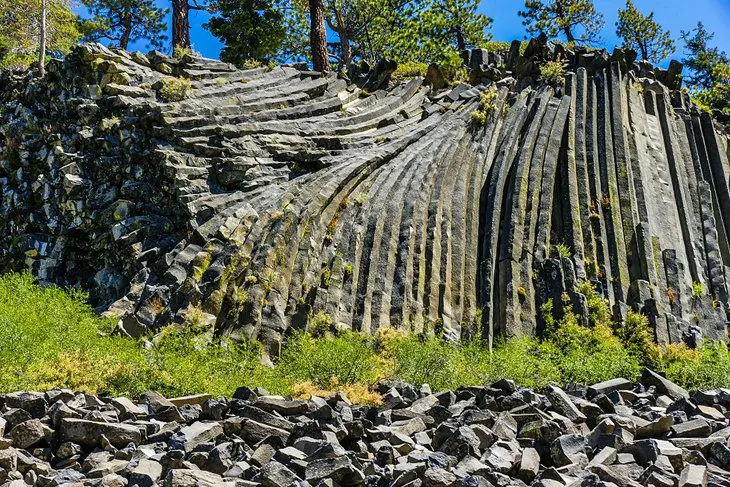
[0,272,728,404]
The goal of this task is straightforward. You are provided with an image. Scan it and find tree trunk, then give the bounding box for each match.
[454,25,466,52]
[554,1,575,44]
[38,0,46,76]
[563,27,575,43]
[334,9,351,68]
[309,0,329,72]
[172,0,191,51]
[120,11,132,50]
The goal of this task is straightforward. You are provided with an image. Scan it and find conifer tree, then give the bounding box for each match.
[615,0,673,63]
[518,0,604,45]
[680,21,729,90]
[82,0,168,50]
[205,0,285,64]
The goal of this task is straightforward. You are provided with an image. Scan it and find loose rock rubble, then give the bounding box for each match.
[1,370,730,486]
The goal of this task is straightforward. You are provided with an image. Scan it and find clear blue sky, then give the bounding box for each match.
[76,0,730,67]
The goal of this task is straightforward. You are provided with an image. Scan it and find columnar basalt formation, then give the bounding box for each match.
[1,38,729,354]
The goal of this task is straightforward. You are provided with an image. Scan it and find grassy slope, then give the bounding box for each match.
[0,272,728,404]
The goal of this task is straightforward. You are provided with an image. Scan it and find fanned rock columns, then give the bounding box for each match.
[1,39,729,354]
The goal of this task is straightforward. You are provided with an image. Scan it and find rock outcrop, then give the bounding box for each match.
[1,38,729,353]
[1,373,730,486]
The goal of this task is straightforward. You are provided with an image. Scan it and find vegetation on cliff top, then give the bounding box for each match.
[1,272,728,405]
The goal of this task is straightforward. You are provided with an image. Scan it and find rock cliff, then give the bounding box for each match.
[1,38,729,354]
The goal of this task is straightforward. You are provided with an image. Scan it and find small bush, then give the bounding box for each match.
[277,331,381,388]
[159,77,192,102]
[539,58,565,84]
[308,310,333,337]
[667,287,678,304]
[439,48,469,85]
[553,310,642,384]
[241,59,275,70]
[173,46,197,59]
[479,87,498,111]
[556,243,571,259]
[578,281,611,328]
[613,310,660,367]
[389,335,461,390]
[470,110,487,126]
[662,342,730,390]
[392,62,428,81]
[214,77,229,86]
[692,281,704,298]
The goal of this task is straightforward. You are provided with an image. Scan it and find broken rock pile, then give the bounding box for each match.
[1,370,730,486]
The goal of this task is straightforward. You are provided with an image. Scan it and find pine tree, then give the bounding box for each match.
[205,0,285,64]
[419,0,492,55]
[82,0,168,51]
[680,22,729,90]
[518,0,604,45]
[615,0,673,63]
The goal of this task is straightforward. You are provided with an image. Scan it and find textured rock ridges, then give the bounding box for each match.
[1,38,729,352]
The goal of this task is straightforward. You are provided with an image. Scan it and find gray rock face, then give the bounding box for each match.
[1,39,729,353]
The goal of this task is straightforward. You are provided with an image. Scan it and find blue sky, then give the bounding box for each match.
[76,0,730,67]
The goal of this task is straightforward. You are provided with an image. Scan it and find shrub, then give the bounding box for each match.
[489,337,561,389]
[479,87,498,111]
[470,109,487,126]
[242,59,262,69]
[159,77,192,102]
[277,331,381,388]
[692,281,704,298]
[553,310,642,384]
[556,242,571,259]
[291,379,383,406]
[439,48,469,85]
[663,342,730,390]
[578,281,611,328]
[391,62,428,81]
[173,46,197,59]
[613,310,660,367]
[539,58,565,84]
[308,310,333,337]
[214,77,229,86]
[389,335,461,390]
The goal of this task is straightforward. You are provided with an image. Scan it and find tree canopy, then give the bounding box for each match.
[518,0,604,45]
[205,0,286,64]
[82,0,168,50]
[615,0,673,63]
[0,0,82,69]
[680,22,729,91]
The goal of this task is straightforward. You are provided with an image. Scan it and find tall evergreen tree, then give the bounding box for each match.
[518,0,604,45]
[0,0,81,71]
[680,22,729,90]
[615,0,673,63]
[418,0,492,55]
[205,0,285,64]
[82,0,168,50]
